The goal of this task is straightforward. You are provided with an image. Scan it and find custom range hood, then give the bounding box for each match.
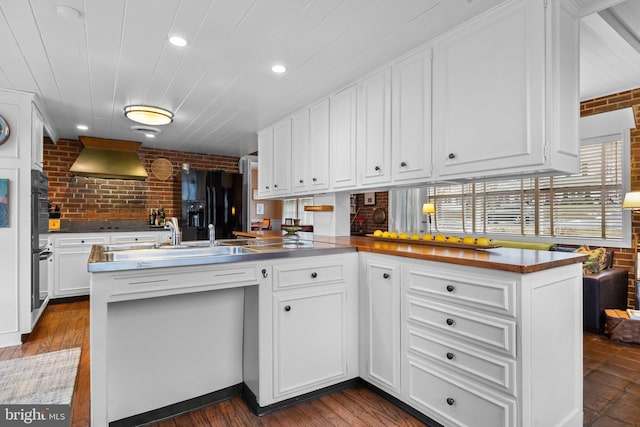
[70,136,148,180]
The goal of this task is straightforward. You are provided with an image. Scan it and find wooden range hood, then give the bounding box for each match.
[70,136,148,180]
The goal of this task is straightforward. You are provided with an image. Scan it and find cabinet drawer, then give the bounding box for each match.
[407,356,516,427]
[55,236,108,248]
[273,262,345,290]
[406,266,516,317]
[110,234,157,244]
[407,327,515,395]
[407,297,516,357]
[108,265,258,298]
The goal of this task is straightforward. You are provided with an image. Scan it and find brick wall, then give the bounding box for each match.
[581,88,640,308]
[351,192,389,234]
[43,139,240,221]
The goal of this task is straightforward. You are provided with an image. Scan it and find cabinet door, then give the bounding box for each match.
[257,127,274,197]
[54,235,108,297]
[273,287,347,398]
[272,118,292,195]
[308,99,330,191]
[391,46,432,183]
[331,85,357,189]
[362,258,401,395]
[433,0,545,178]
[291,109,310,193]
[358,68,392,186]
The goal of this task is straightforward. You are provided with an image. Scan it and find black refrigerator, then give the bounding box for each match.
[181,170,243,241]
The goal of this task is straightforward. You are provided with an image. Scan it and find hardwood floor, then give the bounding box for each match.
[3,300,639,427]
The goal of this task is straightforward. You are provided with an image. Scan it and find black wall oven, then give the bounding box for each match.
[31,170,49,310]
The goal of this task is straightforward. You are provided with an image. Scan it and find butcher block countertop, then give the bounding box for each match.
[233,230,588,274]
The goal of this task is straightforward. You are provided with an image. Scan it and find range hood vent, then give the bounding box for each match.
[70,136,148,180]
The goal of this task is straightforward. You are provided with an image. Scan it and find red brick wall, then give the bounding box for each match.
[43,139,239,221]
[581,88,640,308]
[351,191,389,234]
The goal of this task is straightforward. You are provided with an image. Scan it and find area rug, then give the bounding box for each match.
[0,348,81,404]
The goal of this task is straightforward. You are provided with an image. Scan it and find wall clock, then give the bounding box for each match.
[0,115,9,145]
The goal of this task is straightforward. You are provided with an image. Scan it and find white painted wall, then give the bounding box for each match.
[0,89,48,347]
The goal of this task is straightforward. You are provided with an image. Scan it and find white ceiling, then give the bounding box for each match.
[0,0,638,157]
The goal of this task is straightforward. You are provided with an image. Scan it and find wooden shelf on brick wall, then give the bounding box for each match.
[303,205,334,212]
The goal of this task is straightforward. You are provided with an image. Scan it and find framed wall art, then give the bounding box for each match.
[364,192,376,206]
[0,179,8,227]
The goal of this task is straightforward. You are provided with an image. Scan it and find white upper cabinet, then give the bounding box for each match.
[257,127,274,198]
[272,118,292,195]
[257,118,293,198]
[358,68,392,187]
[433,0,579,180]
[392,46,433,183]
[330,85,357,190]
[291,109,310,193]
[308,99,331,192]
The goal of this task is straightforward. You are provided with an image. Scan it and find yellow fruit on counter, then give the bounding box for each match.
[423,234,433,241]
[476,237,491,247]
[381,231,390,238]
[389,231,399,239]
[410,233,421,240]
[373,230,383,237]
[462,236,476,245]
[447,236,461,243]
[399,233,409,239]
[434,234,446,242]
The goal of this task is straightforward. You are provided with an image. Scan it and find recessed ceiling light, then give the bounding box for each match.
[169,36,188,47]
[271,64,287,74]
[76,124,88,131]
[131,125,161,138]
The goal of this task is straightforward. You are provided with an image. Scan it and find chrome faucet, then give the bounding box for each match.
[208,224,216,245]
[165,217,182,246]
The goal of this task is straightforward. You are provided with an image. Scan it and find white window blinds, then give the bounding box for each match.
[425,138,623,240]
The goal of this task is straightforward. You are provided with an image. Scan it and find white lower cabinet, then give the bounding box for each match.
[359,252,583,427]
[54,234,108,298]
[360,254,401,396]
[51,231,171,298]
[251,253,359,407]
[273,287,347,398]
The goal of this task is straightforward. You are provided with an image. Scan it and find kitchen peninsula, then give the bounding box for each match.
[88,235,587,427]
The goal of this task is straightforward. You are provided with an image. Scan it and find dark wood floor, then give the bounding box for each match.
[2,300,639,427]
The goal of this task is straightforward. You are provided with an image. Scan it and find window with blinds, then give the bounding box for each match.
[426,138,623,241]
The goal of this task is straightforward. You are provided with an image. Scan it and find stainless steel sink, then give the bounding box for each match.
[104,245,254,261]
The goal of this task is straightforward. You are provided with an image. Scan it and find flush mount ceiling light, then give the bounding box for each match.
[124,105,173,126]
[169,36,188,47]
[271,64,287,74]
